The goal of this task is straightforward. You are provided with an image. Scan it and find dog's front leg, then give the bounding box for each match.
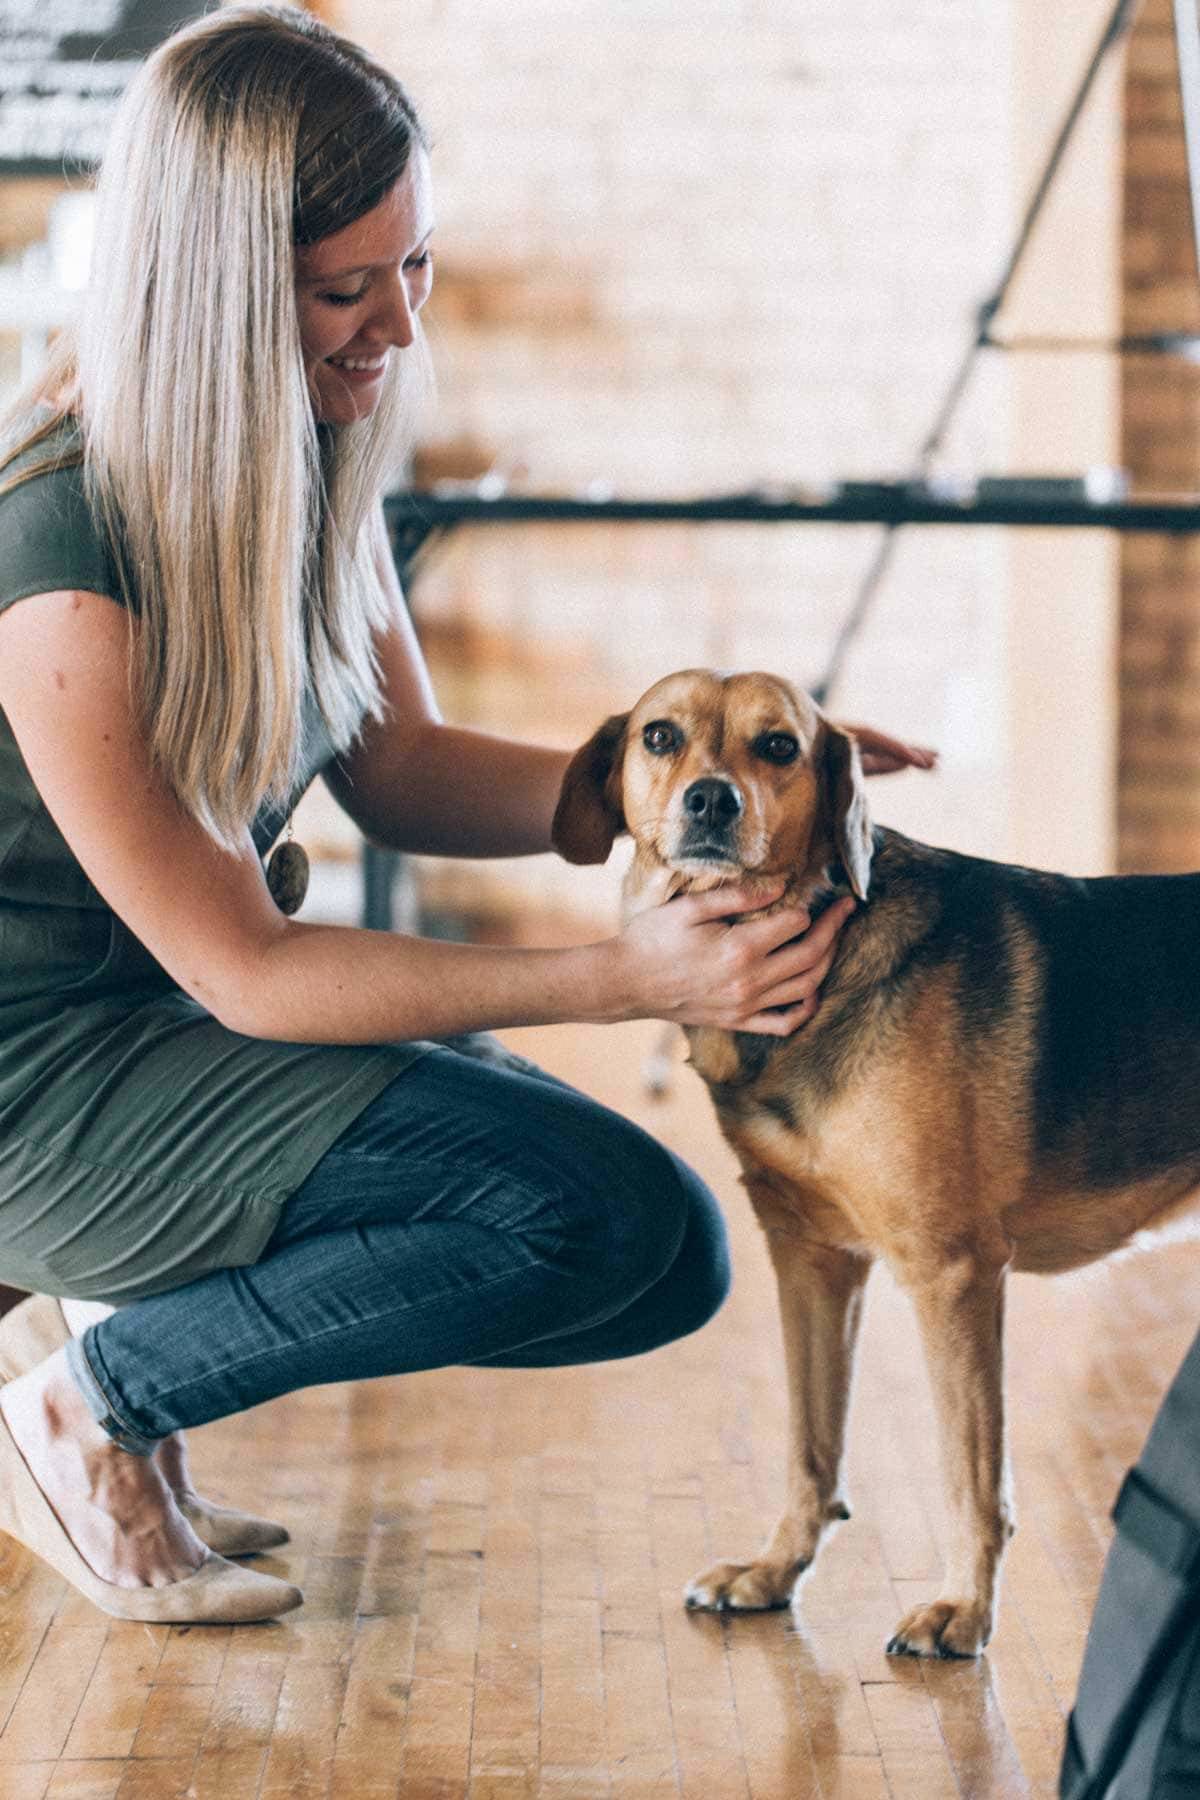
[686,1231,870,1612]
[887,1250,1013,1658]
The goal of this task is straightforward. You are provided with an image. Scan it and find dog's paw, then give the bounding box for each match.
[684,1559,801,1613]
[885,1598,993,1659]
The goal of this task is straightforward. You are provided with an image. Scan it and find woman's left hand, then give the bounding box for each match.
[843,724,938,777]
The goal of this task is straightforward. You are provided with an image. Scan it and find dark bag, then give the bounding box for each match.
[1061,1326,1200,1799]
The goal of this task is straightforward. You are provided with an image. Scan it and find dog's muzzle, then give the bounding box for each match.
[676,777,743,863]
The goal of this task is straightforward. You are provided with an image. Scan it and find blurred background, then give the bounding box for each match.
[2,0,1196,943]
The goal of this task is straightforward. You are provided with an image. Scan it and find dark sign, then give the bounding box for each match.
[0,1,207,175]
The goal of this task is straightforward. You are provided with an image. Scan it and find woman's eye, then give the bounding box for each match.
[757,732,799,764]
[405,251,433,271]
[322,288,368,307]
[643,721,680,755]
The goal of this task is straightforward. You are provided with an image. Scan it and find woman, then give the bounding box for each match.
[0,5,931,1623]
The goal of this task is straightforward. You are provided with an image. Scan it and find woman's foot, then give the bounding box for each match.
[153,1427,217,1516]
[54,1299,287,1555]
[0,1347,206,1589]
[60,1298,217,1552]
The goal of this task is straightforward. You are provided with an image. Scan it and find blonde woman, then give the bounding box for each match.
[0,5,930,1623]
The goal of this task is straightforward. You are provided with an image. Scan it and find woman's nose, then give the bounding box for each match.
[374,273,416,349]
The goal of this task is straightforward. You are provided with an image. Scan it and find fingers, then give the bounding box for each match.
[860,747,937,776]
[747,942,838,1018]
[720,910,849,1034]
[744,894,854,960]
[682,878,786,922]
[644,885,855,1035]
[738,944,837,1033]
[843,723,938,775]
[738,996,820,1036]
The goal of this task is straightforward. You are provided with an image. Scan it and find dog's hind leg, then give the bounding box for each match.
[685,1230,871,1613]
[886,1243,1014,1659]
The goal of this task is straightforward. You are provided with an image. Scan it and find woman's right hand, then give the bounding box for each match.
[610,882,856,1036]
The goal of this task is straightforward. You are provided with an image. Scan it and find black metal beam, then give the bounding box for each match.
[384,488,1200,534]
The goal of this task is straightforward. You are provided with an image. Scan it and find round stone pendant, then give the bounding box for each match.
[266,839,310,916]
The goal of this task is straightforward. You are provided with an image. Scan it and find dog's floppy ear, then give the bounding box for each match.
[822,724,873,900]
[552,712,630,865]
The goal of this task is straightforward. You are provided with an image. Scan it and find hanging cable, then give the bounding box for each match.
[812,0,1141,708]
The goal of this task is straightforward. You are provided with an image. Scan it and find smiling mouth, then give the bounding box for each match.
[326,354,388,375]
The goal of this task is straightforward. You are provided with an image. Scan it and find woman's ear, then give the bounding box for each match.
[822,725,873,900]
[551,712,630,865]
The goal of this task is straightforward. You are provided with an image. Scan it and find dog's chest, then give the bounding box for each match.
[686,1027,827,1168]
[685,1024,874,1244]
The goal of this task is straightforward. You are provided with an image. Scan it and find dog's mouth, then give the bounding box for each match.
[669,827,744,871]
[677,844,740,866]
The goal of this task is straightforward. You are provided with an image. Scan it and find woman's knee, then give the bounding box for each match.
[558,1121,723,1314]
[669,1161,732,1334]
[543,1112,680,1282]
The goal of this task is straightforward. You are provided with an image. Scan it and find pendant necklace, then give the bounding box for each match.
[266,816,310,916]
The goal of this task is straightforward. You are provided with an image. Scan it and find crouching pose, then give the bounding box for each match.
[0,7,927,1622]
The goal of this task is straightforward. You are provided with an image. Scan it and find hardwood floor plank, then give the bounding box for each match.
[602,1632,679,1797]
[186,1745,268,1800]
[42,1762,124,1799]
[329,1612,416,1793]
[151,1626,231,1689]
[397,1674,475,1793]
[113,1760,196,1800]
[130,1681,215,1763]
[63,1624,165,1762]
[199,1651,284,1756]
[540,1598,606,1771]
[258,1660,346,1799]
[0,1763,51,1799]
[0,1620,107,1763]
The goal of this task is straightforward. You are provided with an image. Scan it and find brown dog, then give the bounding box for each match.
[552,668,1200,1658]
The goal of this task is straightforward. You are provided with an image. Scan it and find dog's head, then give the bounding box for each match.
[552,669,873,900]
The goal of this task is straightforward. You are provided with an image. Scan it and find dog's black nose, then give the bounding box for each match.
[683,778,743,828]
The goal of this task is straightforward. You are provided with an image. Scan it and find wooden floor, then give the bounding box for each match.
[0,1016,1196,1799]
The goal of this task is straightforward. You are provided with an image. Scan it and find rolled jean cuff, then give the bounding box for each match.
[65,1328,160,1456]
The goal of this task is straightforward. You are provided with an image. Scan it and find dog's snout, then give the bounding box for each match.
[682,778,743,828]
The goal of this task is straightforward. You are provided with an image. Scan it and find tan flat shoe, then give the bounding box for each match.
[0,1296,289,1555]
[177,1493,290,1556]
[0,1409,302,1623]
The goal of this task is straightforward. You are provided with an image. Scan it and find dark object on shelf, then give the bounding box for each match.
[1060,1326,1200,1799]
[976,472,1130,506]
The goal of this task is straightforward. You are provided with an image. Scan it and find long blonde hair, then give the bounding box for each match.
[2,4,432,846]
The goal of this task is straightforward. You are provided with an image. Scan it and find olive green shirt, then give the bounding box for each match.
[0,424,425,1303]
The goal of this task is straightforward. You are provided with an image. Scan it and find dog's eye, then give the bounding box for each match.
[642,720,680,755]
[756,732,799,764]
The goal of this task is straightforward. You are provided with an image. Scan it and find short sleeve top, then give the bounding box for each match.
[0,418,424,1304]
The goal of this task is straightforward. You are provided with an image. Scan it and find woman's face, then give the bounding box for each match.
[294,149,434,426]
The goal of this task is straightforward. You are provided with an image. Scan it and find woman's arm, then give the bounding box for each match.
[322,514,568,856]
[843,723,938,776]
[322,591,570,856]
[0,589,843,1044]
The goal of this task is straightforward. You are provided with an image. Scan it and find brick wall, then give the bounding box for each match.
[311,2,1114,921]
[1120,0,1200,872]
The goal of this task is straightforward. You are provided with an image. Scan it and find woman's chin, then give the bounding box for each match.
[310,370,386,426]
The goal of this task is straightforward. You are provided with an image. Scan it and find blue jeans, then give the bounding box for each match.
[67,1039,730,1453]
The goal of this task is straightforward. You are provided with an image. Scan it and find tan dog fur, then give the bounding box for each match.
[552,669,1200,1658]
